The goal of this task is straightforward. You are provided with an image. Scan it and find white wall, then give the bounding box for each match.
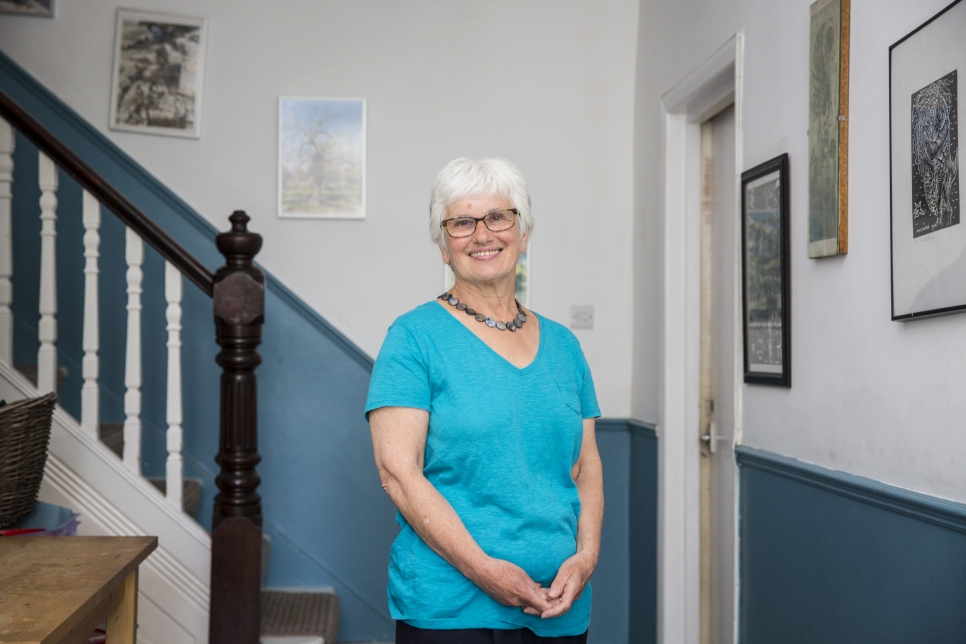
[634,0,966,503]
[0,0,639,417]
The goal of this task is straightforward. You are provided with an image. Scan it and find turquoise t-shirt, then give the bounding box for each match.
[365,301,600,636]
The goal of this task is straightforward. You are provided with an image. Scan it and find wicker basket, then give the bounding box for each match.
[0,392,57,527]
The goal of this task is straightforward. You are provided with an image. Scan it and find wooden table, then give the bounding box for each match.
[0,536,157,644]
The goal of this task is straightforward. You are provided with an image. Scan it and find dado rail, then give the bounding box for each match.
[0,89,264,644]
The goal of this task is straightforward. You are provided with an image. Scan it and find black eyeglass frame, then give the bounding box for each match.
[440,209,519,238]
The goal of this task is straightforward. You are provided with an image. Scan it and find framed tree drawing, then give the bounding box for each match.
[109,10,208,138]
[807,0,850,258]
[741,154,791,386]
[890,0,965,319]
[278,97,367,219]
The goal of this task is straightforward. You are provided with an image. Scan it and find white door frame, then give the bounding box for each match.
[657,33,744,644]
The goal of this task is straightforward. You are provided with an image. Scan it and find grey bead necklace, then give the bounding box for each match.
[438,292,528,332]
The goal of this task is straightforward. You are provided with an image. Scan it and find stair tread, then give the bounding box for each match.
[146,477,203,517]
[98,422,123,458]
[14,364,67,394]
[260,590,339,641]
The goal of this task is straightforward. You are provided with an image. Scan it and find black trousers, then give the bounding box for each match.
[396,620,589,644]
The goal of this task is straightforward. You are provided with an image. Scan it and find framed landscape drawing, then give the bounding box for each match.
[890,0,965,319]
[278,97,367,219]
[0,0,53,16]
[443,247,530,308]
[109,10,208,138]
[741,154,791,387]
[807,0,850,258]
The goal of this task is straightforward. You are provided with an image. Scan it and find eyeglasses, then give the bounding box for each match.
[441,209,518,238]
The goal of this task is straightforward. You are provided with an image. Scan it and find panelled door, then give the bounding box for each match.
[698,103,738,644]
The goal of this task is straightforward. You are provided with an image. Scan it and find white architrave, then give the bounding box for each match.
[37,152,58,395]
[123,227,144,473]
[165,261,184,509]
[81,191,101,438]
[659,34,743,644]
[0,118,13,364]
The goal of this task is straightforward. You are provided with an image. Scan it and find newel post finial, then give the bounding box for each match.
[209,210,265,644]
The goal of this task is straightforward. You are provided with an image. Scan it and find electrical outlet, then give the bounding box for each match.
[570,305,594,330]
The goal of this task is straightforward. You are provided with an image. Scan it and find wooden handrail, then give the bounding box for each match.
[0,89,214,297]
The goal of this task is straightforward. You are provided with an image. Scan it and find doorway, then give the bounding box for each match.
[657,34,742,644]
[698,105,738,644]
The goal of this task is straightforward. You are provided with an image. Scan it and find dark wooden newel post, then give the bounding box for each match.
[210,211,265,644]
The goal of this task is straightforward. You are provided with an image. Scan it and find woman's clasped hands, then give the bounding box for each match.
[476,552,595,620]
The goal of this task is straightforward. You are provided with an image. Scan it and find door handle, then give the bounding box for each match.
[700,421,722,454]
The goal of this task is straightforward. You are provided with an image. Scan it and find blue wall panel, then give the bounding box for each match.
[594,426,631,644]
[739,447,966,644]
[628,422,657,644]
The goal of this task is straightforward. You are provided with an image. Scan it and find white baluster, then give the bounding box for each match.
[37,152,58,395]
[80,191,100,438]
[165,261,183,509]
[122,227,143,473]
[0,118,13,364]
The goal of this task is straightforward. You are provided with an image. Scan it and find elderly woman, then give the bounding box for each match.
[366,158,603,644]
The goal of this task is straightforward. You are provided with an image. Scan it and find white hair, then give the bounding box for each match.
[429,157,533,246]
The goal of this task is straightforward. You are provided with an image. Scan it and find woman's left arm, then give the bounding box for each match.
[531,417,604,619]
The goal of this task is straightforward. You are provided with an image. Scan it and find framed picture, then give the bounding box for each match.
[807,0,850,258]
[741,154,791,387]
[443,247,530,308]
[109,9,208,138]
[278,97,367,219]
[890,0,966,320]
[0,0,54,17]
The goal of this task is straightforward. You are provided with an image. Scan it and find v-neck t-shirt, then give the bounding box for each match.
[365,301,600,636]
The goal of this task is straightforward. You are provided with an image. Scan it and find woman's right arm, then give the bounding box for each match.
[370,405,552,614]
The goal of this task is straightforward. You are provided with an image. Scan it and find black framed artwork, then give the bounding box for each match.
[890,0,965,319]
[741,154,791,387]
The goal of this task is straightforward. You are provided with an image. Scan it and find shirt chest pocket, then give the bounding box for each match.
[554,374,582,416]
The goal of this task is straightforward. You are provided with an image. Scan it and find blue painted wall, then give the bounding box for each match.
[738,447,966,644]
[594,423,631,644]
[3,52,662,642]
[628,422,657,644]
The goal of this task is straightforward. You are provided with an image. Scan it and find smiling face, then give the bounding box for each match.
[440,195,528,291]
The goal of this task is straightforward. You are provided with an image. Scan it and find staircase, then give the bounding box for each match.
[15,367,204,518]
[0,361,212,641]
[0,89,340,643]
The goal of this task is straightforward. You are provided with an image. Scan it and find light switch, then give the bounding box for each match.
[570,305,594,330]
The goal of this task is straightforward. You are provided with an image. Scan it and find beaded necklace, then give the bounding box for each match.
[438,292,528,332]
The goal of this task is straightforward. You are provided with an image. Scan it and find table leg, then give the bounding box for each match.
[105,569,138,644]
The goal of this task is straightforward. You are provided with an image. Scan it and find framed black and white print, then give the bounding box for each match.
[890,0,965,319]
[0,0,54,17]
[741,154,791,386]
[109,10,208,138]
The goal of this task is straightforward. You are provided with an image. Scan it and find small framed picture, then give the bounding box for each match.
[889,0,966,319]
[741,154,791,387]
[109,9,208,138]
[443,247,530,308]
[0,0,54,17]
[278,97,367,219]
[807,0,850,258]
